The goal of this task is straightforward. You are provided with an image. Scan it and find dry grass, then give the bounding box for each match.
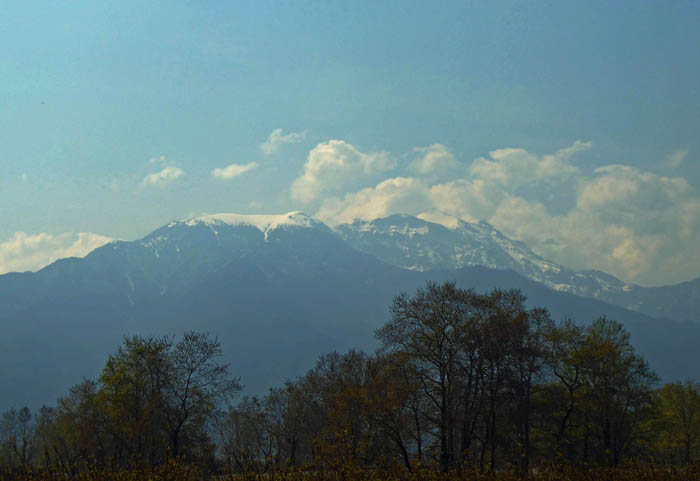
[5,461,700,481]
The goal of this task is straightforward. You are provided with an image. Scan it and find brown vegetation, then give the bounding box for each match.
[2,282,700,479]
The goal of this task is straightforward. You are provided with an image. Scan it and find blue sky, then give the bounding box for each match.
[1,1,699,286]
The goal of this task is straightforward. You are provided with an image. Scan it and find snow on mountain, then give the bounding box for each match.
[134,211,329,257]
[145,210,697,323]
[14,210,695,324]
[333,213,671,315]
[336,213,567,281]
[177,211,325,239]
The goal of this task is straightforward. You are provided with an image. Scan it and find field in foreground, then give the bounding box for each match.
[6,461,700,481]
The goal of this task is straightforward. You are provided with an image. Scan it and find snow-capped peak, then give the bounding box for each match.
[181,211,321,236]
[416,210,470,230]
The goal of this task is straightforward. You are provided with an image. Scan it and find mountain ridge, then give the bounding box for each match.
[335,213,699,322]
[1,211,699,412]
[2,211,697,322]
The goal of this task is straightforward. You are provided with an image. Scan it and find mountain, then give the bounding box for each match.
[1,212,699,412]
[0,212,414,410]
[335,213,700,322]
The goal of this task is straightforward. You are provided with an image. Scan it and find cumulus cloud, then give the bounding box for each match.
[577,165,689,215]
[211,162,259,180]
[463,154,699,286]
[487,172,699,287]
[411,144,458,175]
[316,177,431,225]
[0,232,113,275]
[665,149,688,168]
[141,166,186,187]
[429,179,497,222]
[310,140,700,286]
[291,140,395,203]
[470,139,591,189]
[260,128,307,155]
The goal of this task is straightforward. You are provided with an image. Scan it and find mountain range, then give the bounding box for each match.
[1,211,698,412]
[336,213,700,322]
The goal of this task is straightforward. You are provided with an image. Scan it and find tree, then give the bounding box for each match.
[541,317,658,466]
[162,332,242,458]
[377,282,472,471]
[376,282,553,473]
[100,332,241,461]
[653,380,700,465]
[503,302,553,475]
[51,380,108,473]
[582,318,658,465]
[35,331,242,470]
[363,352,425,469]
[99,336,171,465]
[216,396,270,472]
[0,407,36,474]
[537,320,587,461]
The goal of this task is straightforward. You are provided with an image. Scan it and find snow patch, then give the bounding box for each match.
[184,212,321,240]
[388,225,429,237]
[417,211,465,230]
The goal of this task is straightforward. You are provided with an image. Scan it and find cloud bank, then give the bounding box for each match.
[0,232,113,275]
[307,140,700,286]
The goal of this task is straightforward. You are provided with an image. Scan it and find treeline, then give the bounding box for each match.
[2,282,700,478]
[0,332,241,476]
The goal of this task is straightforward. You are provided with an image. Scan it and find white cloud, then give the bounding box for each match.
[260,128,307,155]
[470,139,591,189]
[577,165,689,216]
[316,177,430,225]
[148,155,167,166]
[429,179,498,222]
[552,139,595,162]
[20,173,28,182]
[141,166,185,187]
[308,140,700,285]
[665,149,688,168]
[411,144,458,175]
[211,162,259,180]
[0,232,113,275]
[141,156,186,187]
[291,140,395,203]
[471,164,700,286]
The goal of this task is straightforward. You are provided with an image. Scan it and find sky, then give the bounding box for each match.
[1,1,699,287]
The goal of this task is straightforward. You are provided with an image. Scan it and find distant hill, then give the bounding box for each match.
[1,212,698,411]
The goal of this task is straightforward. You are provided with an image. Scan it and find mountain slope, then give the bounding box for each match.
[335,214,700,322]
[1,212,698,412]
[0,212,415,409]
